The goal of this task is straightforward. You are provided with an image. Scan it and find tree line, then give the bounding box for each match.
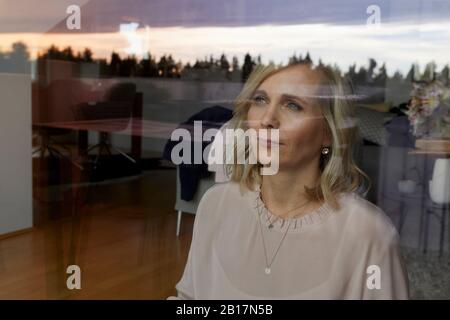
[1,42,449,87]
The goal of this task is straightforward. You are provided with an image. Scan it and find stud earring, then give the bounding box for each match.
[321,146,330,155]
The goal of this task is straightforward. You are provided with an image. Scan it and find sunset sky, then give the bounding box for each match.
[1,0,450,76]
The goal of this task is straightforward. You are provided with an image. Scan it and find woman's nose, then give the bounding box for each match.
[260,105,280,128]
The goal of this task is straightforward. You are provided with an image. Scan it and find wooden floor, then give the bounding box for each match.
[0,168,194,299]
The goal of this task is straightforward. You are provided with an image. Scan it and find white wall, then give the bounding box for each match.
[0,73,33,235]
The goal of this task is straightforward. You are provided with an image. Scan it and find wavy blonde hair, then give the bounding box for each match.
[225,63,369,210]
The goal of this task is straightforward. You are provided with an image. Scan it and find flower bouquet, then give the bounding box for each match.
[405,80,450,138]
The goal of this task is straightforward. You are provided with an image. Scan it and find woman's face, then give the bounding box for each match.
[246,65,331,171]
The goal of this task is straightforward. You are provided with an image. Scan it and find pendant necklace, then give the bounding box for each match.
[256,191,311,275]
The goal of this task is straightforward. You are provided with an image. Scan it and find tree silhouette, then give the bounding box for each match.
[300,52,313,66]
[374,63,387,85]
[158,55,168,77]
[62,46,75,61]
[98,58,109,76]
[438,65,450,85]
[356,66,368,84]
[392,70,404,82]
[241,53,255,82]
[347,64,357,80]
[9,42,29,59]
[82,48,93,62]
[331,63,342,77]
[119,55,137,77]
[156,54,178,77]
[423,61,437,81]
[109,52,121,76]
[167,55,178,77]
[0,41,30,73]
[288,53,299,65]
[256,54,262,65]
[232,56,239,72]
[219,53,231,79]
[220,54,230,71]
[367,58,377,82]
[29,44,450,85]
[405,64,415,83]
[41,45,61,60]
[137,53,158,77]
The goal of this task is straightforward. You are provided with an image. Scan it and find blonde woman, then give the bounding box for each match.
[168,63,409,299]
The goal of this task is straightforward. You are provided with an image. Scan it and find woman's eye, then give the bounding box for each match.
[286,102,302,111]
[252,95,267,105]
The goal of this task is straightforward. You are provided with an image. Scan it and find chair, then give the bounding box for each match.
[73,82,137,166]
[175,165,216,236]
[33,79,91,170]
[32,127,83,170]
[164,106,232,236]
[376,112,424,235]
[377,143,427,236]
[421,201,450,257]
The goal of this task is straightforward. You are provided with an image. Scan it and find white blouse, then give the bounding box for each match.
[168,181,409,299]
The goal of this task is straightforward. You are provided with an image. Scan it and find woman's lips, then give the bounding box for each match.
[257,138,282,147]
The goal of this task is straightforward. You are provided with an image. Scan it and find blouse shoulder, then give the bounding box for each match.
[339,193,399,246]
[191,182,244,241]
[196,181,243,217]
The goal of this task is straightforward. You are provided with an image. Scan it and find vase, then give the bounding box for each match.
[429,158,450,204]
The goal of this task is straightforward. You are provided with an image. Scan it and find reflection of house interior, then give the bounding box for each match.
[1,0,450,300]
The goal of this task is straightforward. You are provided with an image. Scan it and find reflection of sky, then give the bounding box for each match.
[1,0,449,76]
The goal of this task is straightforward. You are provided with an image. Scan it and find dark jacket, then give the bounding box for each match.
[163,105,233,200]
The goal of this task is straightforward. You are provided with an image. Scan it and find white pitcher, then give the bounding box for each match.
[429,158,450,204]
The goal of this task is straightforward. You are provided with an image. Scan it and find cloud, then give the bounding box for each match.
[1,0,449,76]
[2,20,448,76]
[2,0,450,33]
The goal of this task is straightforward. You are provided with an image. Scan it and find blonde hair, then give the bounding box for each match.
[225,63,369,210]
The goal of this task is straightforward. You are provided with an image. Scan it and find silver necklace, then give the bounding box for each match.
[257,208,292,275]
[258,191,310,230]
[256,193,311,275]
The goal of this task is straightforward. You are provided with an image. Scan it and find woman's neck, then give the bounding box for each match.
[260,161,321,219]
